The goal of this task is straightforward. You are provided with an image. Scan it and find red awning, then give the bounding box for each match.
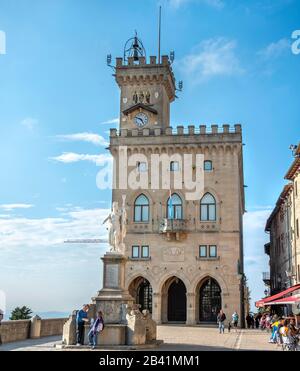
[255,284,300,307]
[266,296,300,305]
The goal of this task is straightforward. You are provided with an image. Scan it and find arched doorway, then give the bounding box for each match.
[199,277,221,323]
[128,277,153,313]
[161,277,187,322]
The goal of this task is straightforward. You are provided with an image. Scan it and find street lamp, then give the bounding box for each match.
[264,289,268,297]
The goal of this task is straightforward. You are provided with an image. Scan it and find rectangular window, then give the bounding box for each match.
[209,245,217,258]
[174,205,182,219]
[134,207,141,222]
[142,206,149,222]
[132,246,139,258]
[204,160,213,171]
[199,245,207,258]
[141,245,149,258]
[208,204,216,221]
[200,205,208,221]
[170,161,179,171]
[137,162,147,172]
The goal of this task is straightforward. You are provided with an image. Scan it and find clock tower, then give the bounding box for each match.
[113,34,176,131]
[107,33,245,328]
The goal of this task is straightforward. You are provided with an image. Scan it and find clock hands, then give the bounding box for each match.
[136,117,144,127]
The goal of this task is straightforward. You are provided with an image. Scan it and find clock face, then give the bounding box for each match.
[134,112,149,128]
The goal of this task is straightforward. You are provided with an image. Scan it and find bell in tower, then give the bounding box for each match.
[112,32,176,131]
[124,31,146,63]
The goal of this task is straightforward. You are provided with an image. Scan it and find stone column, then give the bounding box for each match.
[30,315,42,339]
[152,293,162,324]
[92,252,134,324]
[186,293,196,326]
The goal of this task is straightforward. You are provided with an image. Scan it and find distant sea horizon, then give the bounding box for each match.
[3,311,70,321]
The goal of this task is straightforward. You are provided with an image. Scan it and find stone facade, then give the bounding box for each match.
[265,143,300,293]
[108,53,245,326]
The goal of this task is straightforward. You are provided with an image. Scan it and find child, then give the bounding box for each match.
[88,311,104,349]
[228,321,232,333]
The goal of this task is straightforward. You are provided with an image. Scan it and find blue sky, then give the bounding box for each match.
[0,0,299,316]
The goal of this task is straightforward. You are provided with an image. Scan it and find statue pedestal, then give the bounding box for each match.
[92,252,134,324]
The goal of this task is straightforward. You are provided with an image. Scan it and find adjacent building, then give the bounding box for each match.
[265,144,300,294]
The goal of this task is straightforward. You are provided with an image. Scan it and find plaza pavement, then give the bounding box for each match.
[0,326,281,351]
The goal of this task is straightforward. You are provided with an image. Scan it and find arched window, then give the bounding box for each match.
[200,193,216,221]
[134,194,149,222]
[204,160,213,171]
[167,193,183,219]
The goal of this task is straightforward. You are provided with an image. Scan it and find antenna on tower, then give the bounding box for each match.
[158,5,162,63]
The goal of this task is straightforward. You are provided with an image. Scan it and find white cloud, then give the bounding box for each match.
[100,118,119,125]
[0,207,109,250]
[168,0,224,10]
[243,207,272,310]
[178,37,243,83]
[56,132,109,147]
[0,204,34,211]
[50,152,112,166]
[258,38,291,59]
[20,117,38,131]
[0,206,110,313]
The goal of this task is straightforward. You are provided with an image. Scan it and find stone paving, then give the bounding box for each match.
[0,326,282,351]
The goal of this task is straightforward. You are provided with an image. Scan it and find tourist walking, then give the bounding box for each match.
[232,310,239,331]
[255,313,261,329]
[76,304,90,346]
[88,311,105,349]
[246,313,252,329]
[217,309,226,334]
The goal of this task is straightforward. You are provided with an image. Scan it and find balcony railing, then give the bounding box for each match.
[262,272,271,285]
[159,218,188,234]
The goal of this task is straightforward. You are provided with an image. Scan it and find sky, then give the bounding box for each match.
[0,0,300,317]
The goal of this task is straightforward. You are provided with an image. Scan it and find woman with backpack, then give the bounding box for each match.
[88,311,105,349]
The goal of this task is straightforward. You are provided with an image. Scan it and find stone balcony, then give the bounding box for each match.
[159,218,188,241]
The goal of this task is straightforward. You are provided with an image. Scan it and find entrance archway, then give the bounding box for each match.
[199,277,221,323]
[161,276,187,322]
[128,277,153,313]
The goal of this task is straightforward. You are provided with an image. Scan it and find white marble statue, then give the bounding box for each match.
[103,196,127,254]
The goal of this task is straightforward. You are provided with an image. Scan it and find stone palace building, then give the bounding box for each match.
[107,36,246,326]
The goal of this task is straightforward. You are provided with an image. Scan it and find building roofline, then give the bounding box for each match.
[285,157,300,180]
[265,183,293,232]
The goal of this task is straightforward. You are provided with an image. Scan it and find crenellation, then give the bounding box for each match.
[211,125,218,134]
[138,56,146,65]
[110,128,117,137]
[177,126,184,135]
[200,125,206,134]
[188,125,195,135]
[223,124,230,133]
[150,56,157,65]
[116,57,123,67]
[234,124,242,133]
[110,124,242,139]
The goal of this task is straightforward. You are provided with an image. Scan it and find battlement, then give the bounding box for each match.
[110,124,242,138]
[116,55,171,68]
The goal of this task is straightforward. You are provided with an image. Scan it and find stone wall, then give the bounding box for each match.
[0,320,30,344]
[0,318,68,344]
[40,318,68,337]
